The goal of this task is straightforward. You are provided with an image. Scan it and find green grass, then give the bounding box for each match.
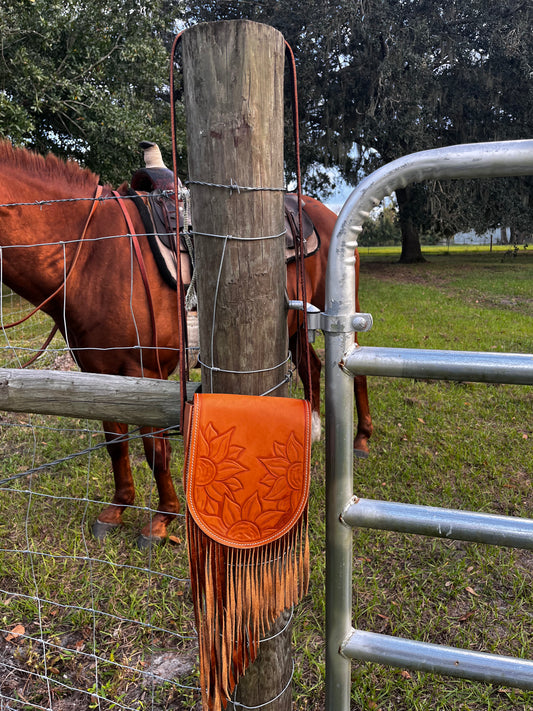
[293,248,532,710]
[1,249,532,709]
[0,407,196,709]
[358,243,530,257]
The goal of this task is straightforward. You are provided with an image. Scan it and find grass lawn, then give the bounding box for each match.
[0,247,532,710]
[294,248,532,710]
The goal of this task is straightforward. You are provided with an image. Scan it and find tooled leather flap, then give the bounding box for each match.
[185,393,311,549]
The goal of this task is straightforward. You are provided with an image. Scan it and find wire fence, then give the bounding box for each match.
[0,415,201,710]
[0,199,203,709]
[0,175,306,710]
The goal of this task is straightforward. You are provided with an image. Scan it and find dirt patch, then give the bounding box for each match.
[51,352,77,371]
[360,259,468,287]
[0,631,199,710]
[360,260,459,292]
[142,649,197,687]
[360,258,533,313]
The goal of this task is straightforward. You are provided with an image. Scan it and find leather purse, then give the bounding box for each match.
[184,392,312,711]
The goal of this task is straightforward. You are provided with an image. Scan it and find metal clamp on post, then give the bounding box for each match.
[288,300,373,342]
[287,300,321,343]
[321,312,374,335]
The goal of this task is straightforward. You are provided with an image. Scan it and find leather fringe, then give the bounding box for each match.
[187,509,309,711]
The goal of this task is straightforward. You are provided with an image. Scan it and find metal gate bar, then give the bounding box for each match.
[342,631,533,691]
[323,140,533,711]
[343,345,533,385]
[342,498,533,549]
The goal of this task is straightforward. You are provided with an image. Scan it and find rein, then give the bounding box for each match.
[111,191,164,380]
[2,184,103,367]
[170,30,190,431]
[285,40,313,407]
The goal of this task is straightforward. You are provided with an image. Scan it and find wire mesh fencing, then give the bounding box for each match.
[0,227,202,709]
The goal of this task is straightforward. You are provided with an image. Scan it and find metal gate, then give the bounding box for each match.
[322,140,533,710]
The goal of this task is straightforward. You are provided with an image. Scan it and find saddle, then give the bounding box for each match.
[130,166,193,293]
[284,193,320,262]
[131,165,321,286]
[184,393,311,711]
[129,163,322,317]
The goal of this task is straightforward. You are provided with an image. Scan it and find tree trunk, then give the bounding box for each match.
[396,185,426,263]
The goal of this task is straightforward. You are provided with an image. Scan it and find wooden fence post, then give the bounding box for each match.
[182,20,292,710]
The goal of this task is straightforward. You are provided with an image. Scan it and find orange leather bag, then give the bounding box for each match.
[184,392,312,711]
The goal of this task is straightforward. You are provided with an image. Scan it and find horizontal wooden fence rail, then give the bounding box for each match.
[0,367,198,426]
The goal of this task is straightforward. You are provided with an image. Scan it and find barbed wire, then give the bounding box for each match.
[0,230,172,248]
[191,228,286,241]
[186,178,286,194]
[0,191,177,210]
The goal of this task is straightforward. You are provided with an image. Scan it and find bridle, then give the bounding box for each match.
[169,33,313,425]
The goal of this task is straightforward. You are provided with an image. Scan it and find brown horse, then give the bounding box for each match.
[0,142,371,546]
[285,195,372,455]
[0,141,180,546]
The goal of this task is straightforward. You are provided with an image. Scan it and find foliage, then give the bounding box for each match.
[0,0,187,184]
[360,206,402,247]
[361,206,445,248]
[0,0,531,243]
[183,1,533,261]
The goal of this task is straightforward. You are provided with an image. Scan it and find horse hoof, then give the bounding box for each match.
[136,533,166,550]
[91,519,120,540]
[353,448,369,459]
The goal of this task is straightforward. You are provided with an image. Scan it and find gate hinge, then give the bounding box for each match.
[288,300,373,343]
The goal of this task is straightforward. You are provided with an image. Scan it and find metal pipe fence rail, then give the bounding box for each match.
[323,139,533,711]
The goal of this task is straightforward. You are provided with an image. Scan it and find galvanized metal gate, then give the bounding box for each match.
[322,140,533,710]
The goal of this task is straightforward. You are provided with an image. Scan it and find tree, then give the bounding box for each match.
[400,1,533,247]
[184,0,533,262]
[360,205,401,247]
[0,0,187,184]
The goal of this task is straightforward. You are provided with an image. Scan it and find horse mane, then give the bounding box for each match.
[0,140,101,192]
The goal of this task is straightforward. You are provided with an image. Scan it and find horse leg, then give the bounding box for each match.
[353,375,372,457]
[290,332,322,443]
[137,427,181,548]
[92,421,135,539]
[290,330,372,454]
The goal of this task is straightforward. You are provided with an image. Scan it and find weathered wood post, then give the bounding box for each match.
[182,20,292,711]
